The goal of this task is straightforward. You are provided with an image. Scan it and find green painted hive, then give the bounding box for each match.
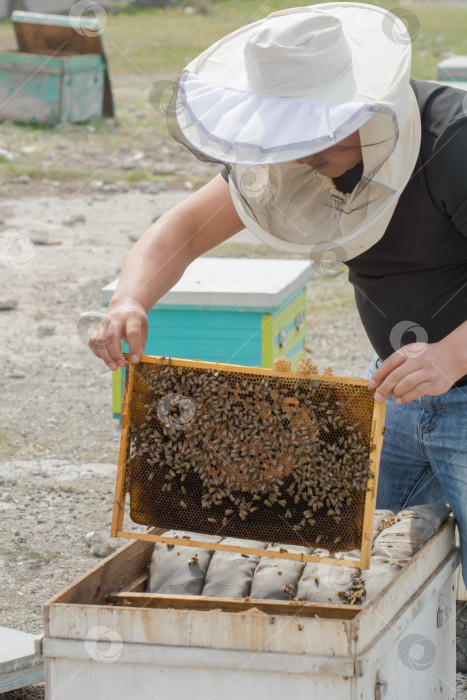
[102,258,314,419]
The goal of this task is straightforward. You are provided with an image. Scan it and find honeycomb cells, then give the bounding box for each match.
[124,359,377,552]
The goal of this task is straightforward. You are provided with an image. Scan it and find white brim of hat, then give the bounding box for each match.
[177,72,377,165]
[176,2,415,165]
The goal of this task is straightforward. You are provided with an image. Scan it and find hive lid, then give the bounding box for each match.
[102,258,314,309]
[437,55,467,80]
[0,626,43,690]
[10,11,114,116]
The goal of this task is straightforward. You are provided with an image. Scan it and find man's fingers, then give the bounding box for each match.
[88,318,111,355]
[394,382,432,405]
[105,325,126,367]
[124,316,148,363]
[373,363,414,401]
[369,351,405,388]
[389,369,428,399]
[89,318,123,370]
[87,303,148,369]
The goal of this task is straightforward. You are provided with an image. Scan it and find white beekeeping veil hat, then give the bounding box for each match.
[167,3,421,261]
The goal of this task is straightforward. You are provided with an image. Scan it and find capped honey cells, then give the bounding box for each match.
[119,357,382,553]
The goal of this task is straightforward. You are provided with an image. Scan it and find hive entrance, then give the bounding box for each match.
[112,356,386,569]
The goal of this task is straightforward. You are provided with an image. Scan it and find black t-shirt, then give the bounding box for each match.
[347,80,467,386]
[221,80,467,387]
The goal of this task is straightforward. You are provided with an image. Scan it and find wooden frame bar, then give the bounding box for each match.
[105,591,360,619]
[111,360,134,537]
[360,400,386,567]
[111,355,386,570]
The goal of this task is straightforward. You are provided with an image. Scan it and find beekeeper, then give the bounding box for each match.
[89,4,467,578]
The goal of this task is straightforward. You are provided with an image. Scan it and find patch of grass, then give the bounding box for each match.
[0,432,18,456]
[43,550,65,561]
[99,2,467,80]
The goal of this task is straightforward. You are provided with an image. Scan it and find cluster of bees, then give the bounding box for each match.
[337,577,366,605]
[127,362,374,548]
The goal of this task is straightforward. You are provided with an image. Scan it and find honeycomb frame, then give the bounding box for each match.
[111,355,386,569]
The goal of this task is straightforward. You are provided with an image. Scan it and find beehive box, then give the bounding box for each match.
[0,12,113,125]
[112,355,386,570]
[102,258,314,418]
[0,52,105,125]
[41,517,458,700]
[437,55,467,82]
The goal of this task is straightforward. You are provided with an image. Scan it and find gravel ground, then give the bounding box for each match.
[0,179,465,698]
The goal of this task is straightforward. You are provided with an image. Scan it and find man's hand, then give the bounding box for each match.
[369,336,466,404]
[89,300,148,370]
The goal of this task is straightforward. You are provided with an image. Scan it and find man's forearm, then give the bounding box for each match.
[89,175,242,368]
[108,207,195,314]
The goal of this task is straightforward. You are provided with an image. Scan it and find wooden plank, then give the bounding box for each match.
[125,573,148,593]
[105,592,359,619]
[354,516,457,653]
[42,637,356,677]
[44,602,353,657]
[114,530,363,568]
[45,534,157,609]
[355,548,458,676]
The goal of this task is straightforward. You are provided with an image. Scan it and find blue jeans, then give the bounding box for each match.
[366,355,467,585]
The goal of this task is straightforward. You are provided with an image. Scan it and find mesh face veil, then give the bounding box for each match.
[165,3,421,261]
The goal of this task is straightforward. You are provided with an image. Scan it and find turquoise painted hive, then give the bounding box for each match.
[0,52,105,125]
[0,11,109,125]
[102,258,314,419]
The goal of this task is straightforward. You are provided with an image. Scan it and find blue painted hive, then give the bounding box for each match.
[102,258,313,418]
